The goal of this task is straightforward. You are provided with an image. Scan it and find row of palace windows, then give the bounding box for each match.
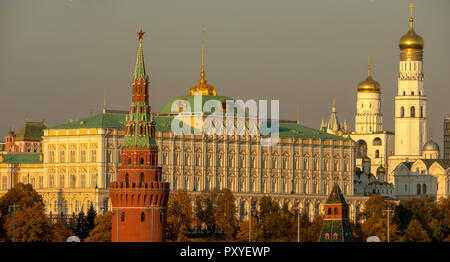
[172,175,349,195]
[169,152,350,171]
[48,149,97,163]
[2,176,44,190]
[48,173,98,189]
[399,106,424,118]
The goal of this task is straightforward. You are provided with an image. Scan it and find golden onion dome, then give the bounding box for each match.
[357,57,381,93]
[399,17,424,51]
[188,70,216,96]
[376,165,386,175]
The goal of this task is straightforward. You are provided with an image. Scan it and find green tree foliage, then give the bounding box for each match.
[85,212,112,242]
[403,219,431,242]
[166,190,193,241]
[71,205,97,241]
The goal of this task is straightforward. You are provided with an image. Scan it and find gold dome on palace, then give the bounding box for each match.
[188,70,216,96]
[399,18,424,51]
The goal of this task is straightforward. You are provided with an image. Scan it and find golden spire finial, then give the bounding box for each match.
[367,56,371,77]
[200,24,206,83]
[332,97,336,113]
[430,126,432,140]
[409,1,415,26]
[103,92,106,114]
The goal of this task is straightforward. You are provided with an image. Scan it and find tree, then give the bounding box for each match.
[403,219,431,242]
[85,212,112,242]
[359,194,400,242]
[213,188,237,240]
[194,190,216,235]
[4,206,52,242]
[85,204,97,234]
[0,183,49,242]
[50,222,73,242]
[166,190,193,241]
[235,217,264,242]
[72,211,90,240]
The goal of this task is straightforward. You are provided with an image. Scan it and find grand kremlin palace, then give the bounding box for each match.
[0,29,368,222]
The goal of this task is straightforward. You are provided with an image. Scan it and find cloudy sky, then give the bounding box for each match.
[1,0,449,148]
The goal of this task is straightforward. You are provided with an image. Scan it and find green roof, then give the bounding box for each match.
[325,183,347,205]
[50,113,126,130]
[133,39,148,82]
[49,113,182,133]
[159,95,237,114]
[277,122,349,141]
[16,122,46,141]
[1,153,43,164]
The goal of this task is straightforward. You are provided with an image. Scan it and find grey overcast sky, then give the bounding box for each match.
[0,0,449,148]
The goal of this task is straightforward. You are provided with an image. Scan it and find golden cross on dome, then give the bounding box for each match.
[367,56,371,76]
[409,1,415,18]
[138,28,145,41]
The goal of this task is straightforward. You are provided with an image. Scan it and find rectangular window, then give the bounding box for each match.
[2,176,7,190]
[91,149,96,162]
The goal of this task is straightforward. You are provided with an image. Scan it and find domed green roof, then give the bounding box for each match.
[159,95,238,115]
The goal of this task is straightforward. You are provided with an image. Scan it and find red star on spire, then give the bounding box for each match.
[138,28,145,41]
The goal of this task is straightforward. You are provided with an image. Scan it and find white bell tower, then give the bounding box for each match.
[394,3,427,157]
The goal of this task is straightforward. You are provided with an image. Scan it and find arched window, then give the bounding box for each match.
[420,106,423,118]
[411,91,414,96]
[121,212,125,222]
[417,184,421,195]
[403,91,406,96]
[400,106,405,117]
[141,212,145,222]
[333,233,338,240]
[140,173,145,183]
[140,158,144,165]
[128,158,132,165]
[375,150,380,158]
[423,184,427,194]
[328,208,332,215]
[325,233,330,239]
[411,106,415,117]
[373,137,382,146]
[125,173,129,185]
[334,207,338,215]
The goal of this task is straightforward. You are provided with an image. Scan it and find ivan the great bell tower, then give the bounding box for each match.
[109,29,170,242]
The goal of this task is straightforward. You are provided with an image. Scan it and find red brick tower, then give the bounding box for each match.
[109,29,170,242]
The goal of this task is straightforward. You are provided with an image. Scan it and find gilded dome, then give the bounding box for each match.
[358,57,381,93]
[357,75,381,93]
[399,18,424,51]
[376,165,386,175]
[423,139,439,152]
[188,70,216,96]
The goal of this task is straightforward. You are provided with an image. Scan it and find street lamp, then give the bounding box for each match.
[383,208,394,242]
[297,206,302,242]
[112,208,123,242]
[149,205,163,242]
[8,203,21,242]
